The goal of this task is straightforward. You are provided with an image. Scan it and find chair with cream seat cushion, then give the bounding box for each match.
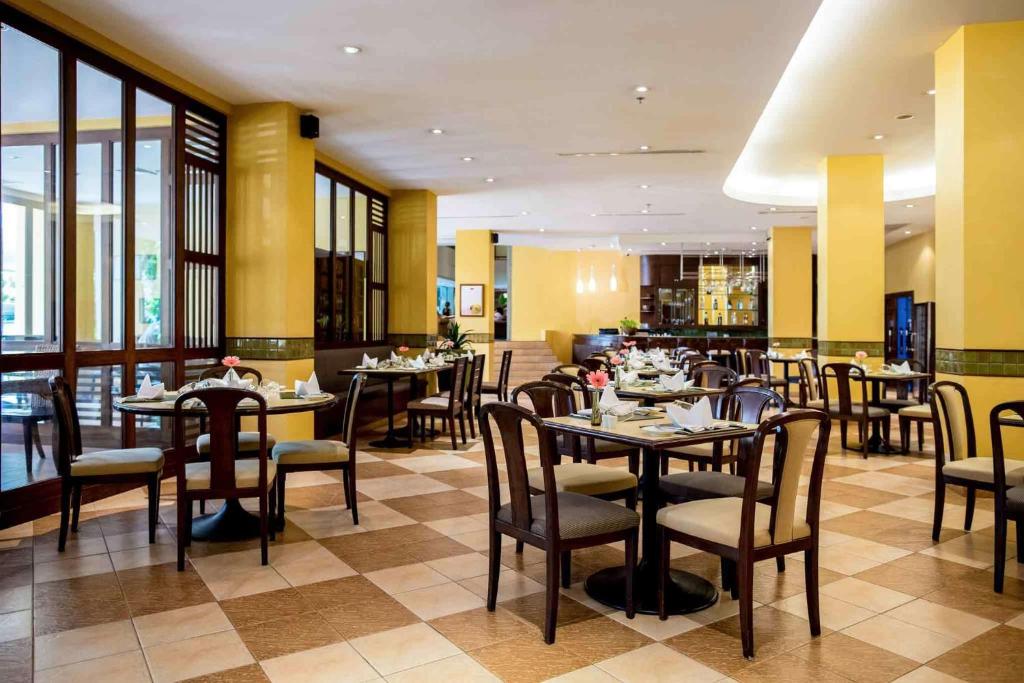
[408,357,468,450]
[197,431,277,454]
[897,401,933,453]
[657,409,831,659]
[174,387,277,570]
[930,381,1022,543]
[993,401,1024,593]
[49,377,165,553]
[819,363,891,458]
[272,373,365,528]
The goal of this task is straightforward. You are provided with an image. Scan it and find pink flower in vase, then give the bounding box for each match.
[624,340,637,347]
[586,370,609,389]
[222,356,241,367]
[397,345,410,353]
[610,356,624,366]
[854,351,868,362]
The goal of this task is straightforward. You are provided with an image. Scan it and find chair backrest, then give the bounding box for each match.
[724,385,786,424]
[990,401,1024,492]
[931,380,975,465]
[742,410,831,547]
[733,376,766,389]
[798,358,820,403]
[496,350,513,398]
[601,347,619,359]
[48,376,83,477]
[820,363,868,417]
[174,387,269,492]
[552,363,587,378]
[199,365,263,384]
[468,353,486,403]
[745,349,771,378]
[340,373,366,447]
[511,380,576,418]
[691,364,737,389]
[479,401,560,539]
[581,357,610,373]
[447,357,468,410]
[540,372,589,409]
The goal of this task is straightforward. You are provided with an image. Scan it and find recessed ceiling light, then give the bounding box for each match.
[342,45,361,54]
[640,209,649,214]
[626,248,632,253]
[872,134,885,140]
[634,85,650,94]
[641,228,648,232]
[538,228,545,232]
[639,184,650,190]
[926,88,936,96]
[484,177,495,183]
[904,230,912,235]
[609,152,619,156]
[705,242,711,246]
[905,203,915,208]
[521,211,529,215]
[769,207,777,212]
[590,213,597,217]
[660,241,667,246]
[461,156,474,162]
[430,128,444,135]
[751,242,757,245]
[896,113,914,120]
[639,145,650,151]
[750,226,757,230]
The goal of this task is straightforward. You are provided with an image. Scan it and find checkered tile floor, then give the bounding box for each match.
[2,416,1024,682]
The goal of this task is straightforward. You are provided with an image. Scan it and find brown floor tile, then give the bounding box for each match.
[358,460,418,480]
[396,500,490,522]
[424,468,496,489]
[555,615,652,663]
[823,510,962,552]
[572,545,625,570]
[753,557,843,604]
[883,464,936,481]
[296,575,387,610]
[95,508,155,536]
[219,587,318,629]
[928,625,1024,683]
[819,482,906,509]
[429,606,534,651]
[236,611,344,660]
[921,569,1024,622]
[405,536,476,562]
[383,490,487,516]
[733,651,851,682]
[33,571,129,635]
[182,663,270,682]
[298,576,420,639]
[469,634,590,683]
[854,553,979,597]
[0,565,31,593]
[709,606,830,662]
[116,561,216,617]
[500,592,601,633]
[664,623,756,675]
[790,632,918,683]
[669,551,726,584]
[823,464,880,480]
[520,559,594,586]
[279,483,346,509]
[0,547,33,571]
[0,636,31,683]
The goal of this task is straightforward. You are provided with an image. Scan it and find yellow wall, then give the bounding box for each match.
[885,232,935,302]
[455,231,495,373]
[388,191,438,336]
[767,226,813,344]
[573,251,641,335]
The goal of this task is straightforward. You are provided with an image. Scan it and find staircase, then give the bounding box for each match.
[493,340,561,390]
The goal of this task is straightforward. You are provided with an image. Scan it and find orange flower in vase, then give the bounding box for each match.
[586,370,609,389]
[610,356,624,366]
[397,345,410,354]
[222,356,241,367]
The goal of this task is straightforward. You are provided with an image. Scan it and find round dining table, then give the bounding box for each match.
[115,391,338,541]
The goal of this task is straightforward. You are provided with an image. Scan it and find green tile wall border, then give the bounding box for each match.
[817,340,885,358]
[387,333,439,348]
[226,337,314,361]
[465,332,494,344]
[770,337,814,348]
[936,348,1024,377]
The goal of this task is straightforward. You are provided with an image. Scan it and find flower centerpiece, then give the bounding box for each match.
[222,356,240,367]
[585,370,609,425]
[853,350,868,369]
[610,355,624,366]
[397,345,410,354]
[438,322,473,358]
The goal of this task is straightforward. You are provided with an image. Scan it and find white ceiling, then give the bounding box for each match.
[42,0,1023,253]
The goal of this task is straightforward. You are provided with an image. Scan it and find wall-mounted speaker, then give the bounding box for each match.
[300,114,319,139]
[490,231,499,244]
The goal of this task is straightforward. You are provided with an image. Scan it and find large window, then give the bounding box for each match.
[314,163,387,347]
[0,7,227,512]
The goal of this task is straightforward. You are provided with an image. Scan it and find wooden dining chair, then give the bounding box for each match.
[690,363,737,389]
[991,401,1024,593]
[481,349,513,401]
[931,381,1024,542]
[798,357,821,408]
[174,387,277,570]
[818,363,890,458]
[658,409,831,659]
[408,356,468,449]
[49,377,165,552]
[582,357,611,373]
[479,400,639,643]
[551,363,588,380]
[272,373,365,528]
[743,349,788,394]
[466,353,486,438]
[1,377,54,472]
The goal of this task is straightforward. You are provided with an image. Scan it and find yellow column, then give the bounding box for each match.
[768,226,813,357]
[935,21,1024,454]
[226,102,314,439]
[816,155,885,366]
[388,190,438,349]
[454,230,494,376]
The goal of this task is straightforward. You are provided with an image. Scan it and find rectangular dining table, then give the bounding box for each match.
[613,383,725,407]
[542,414,757,615]
[856,370,931,454]
[339,364,452,448]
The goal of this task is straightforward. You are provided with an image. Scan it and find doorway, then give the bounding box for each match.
[884,291,914,361]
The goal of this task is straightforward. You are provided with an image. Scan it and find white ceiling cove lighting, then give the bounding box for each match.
[342,45,361,54]
[872,134,885,140]
[484,177,495,183]
[639,145,650,151]
[576,269,584,294]
[587,265,597,293]
[609,263,618,292]
[926,88,936,96]
[461,156,474,162]
[538,228,545,232]
[430,128,444,135]
[905,204,915,208]
[634,85,650,93]
[639,184,650,189]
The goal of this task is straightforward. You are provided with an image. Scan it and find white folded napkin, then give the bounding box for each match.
[222,368,253,389]
[655,359,675,372]
[661,371,694,392]
[666,396,714,428]
[295,371,321,397]
[629,346,640,358]
[361,353,378,369]
[619,371,638,386]
[767,350,780,359]
[890,361,912,375]
[137,373,165,400]
[429,355,445,367]
[411,356,426,369]
[598,386,637,417]
[627,358,647,371]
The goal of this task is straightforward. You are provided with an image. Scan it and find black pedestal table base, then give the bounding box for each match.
[584,561,719,616]
[190,499,262,541]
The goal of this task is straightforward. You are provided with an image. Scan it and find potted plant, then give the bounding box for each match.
[438,322,473,355]
[619,316,639,335]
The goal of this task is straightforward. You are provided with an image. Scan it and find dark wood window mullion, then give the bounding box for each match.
[123,84,137,448]
[328,180,337,343]
[173,105,187,387]
[348,186,355,341]
[61,50,78,390]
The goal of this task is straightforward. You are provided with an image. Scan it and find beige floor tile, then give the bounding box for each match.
[0,609,31,643]
[33,552,114,583]
[460,569,545,601]
[545,666,621,682]
[393,454,482,474]
[32,535,108,563]
[0,585,31,614]
[425,552,491,580]
[386,652,498,682]
[423,516,488,536]
[869,497,993,531]
[282,470,341,488]
[832,536,914,564]
[393,581,484,620]
[833,472,935,497]
[285,506,366,539]
[350,622,461,676]
[825,456,904,472]
[596,643,722,683]
[364,562,450,594]
[145,629,254,683]
[817,546,884,575]
[110,543,179,571]
[191,549,289,600]
[103,527,175,553]
[1006,611,1024,629]
[772,592,874,630]
[356,474,454,500]
[842,614,961,663]
[892,666,967,682]
[605,610,701,641]
[34,649,150,683]
[820,576,915,613]
[560,583,617,615]
[269,540,357,586]
[886,598,998,644]
[449,529,515,552]
[351,501,423,533]
[920,533,1013,570]
[133,602,233,648]
[259,641,378,683]
[34,618,139,671]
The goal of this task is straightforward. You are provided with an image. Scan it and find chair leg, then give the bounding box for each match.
[721,557,733,592]
[628,452,639,478]
[430,416,435,436]
[487,530,502,611]
[342,469,352,509]
[776,556,786,573]
[917,421,925,451]
[899,416,910,454]
[449,416,458,450]
[148,475,159,544]
[31,422,46,458]
[994,502,1007,593]
[932,481,945,541]
[624,531,637,619]
[276,471,287,531]
[268,481,277,542]
[458,413,467,445]
[840,421,848,450]
[544,547,560,644]
[199,499,206,515]
[468,405,477,439]
[70,482,82,532]
[625,487,637,511]
[515,539,524,554]
[348,465,359,526]
[58,478,72,552]
[861,420,869,459]
[965,486,976,531]
[660,455,669,476]
[1017,520,1024,563]
[177,494,187,571]
[658,528,670,621]
[560,550,572,588]
[804,546,821,636]
[738,555,755,659]
[259,490,269,566]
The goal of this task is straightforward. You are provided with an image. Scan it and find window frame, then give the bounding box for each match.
[0,2,228,525]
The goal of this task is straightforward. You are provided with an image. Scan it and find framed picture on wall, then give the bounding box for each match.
[460,284,485,317]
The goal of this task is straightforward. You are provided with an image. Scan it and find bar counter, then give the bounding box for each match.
[572,332,768,364]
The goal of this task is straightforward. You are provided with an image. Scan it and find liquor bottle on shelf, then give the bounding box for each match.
[712,299,718,310]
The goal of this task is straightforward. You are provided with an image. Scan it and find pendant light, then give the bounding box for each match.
[609,263,618,292]
[575,267,584,294]
[587,265,597,293]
